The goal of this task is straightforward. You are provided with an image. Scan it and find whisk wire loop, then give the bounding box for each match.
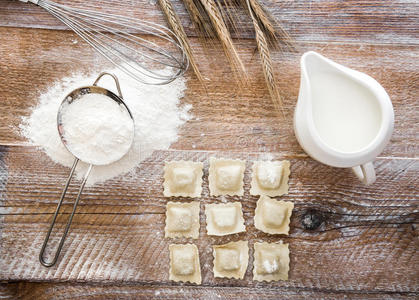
[28,0,189,85]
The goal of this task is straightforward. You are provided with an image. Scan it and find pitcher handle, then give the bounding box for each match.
[352,162,376,185]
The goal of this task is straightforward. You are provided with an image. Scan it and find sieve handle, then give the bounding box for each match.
[39,158,93,267]
[93,72,124,99]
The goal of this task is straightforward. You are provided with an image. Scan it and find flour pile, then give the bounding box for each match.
[20,67,191,185]
[60,93,135,165]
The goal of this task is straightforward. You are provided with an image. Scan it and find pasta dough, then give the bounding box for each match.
[208,158,245,196]
[253,241,289,282]
[169,244,201,284]
[254,196,293,235]
[250,160,290,197]
[165,201,200,239]
[212,241,249,279]
[163,161,203,197]
[205,202,246,236]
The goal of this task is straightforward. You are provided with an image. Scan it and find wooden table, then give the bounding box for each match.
[0,0,418,299]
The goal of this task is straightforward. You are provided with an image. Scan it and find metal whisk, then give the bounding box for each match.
[20,0,189,85]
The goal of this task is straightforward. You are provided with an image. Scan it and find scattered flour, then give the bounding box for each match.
[257,161,280,186]
[20,66,191,185]
[263,259,279,274]
[258,152,274,161]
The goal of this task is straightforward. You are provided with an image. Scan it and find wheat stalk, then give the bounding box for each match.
[247,0,293,49]
[217,0,240,34]
[247,0,275,38]
[158,0,204,81]
[246,0,284,116]
[183,0,215,37]
[200,0,248,83]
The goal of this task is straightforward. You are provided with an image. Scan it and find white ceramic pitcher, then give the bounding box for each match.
[294,51,394,185]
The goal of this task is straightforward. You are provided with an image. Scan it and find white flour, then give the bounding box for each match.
[60,93,134,165]
[20,67,191,185]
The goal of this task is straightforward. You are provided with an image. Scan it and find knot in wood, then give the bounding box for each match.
[301,209,323,230]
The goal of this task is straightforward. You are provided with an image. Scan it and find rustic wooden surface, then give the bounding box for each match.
[0,0,418,299]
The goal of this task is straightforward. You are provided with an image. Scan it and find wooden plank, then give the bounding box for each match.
[0,27,418,157]
[1,0,418,44]
[2,147,418,212]
[2,282,418,300]
[0,147,418,291]
[0,284,18,300]
[1,208,418,291]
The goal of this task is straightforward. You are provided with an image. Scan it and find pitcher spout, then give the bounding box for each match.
[297,51,332,112]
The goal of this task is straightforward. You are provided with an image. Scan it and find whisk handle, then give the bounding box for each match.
[39,158,92,267]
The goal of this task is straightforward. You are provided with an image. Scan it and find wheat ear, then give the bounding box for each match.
[200,0,247,83]
[158,0,204,81]
[246,0,284,116]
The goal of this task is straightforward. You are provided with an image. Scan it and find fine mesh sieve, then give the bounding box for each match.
[39,72,134,267]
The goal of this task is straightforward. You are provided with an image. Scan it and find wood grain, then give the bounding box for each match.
[0,0,418,298]
[1,200,418,290]
[1,147,418,213]
[1,0,418,44]
[2,282,418,300]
